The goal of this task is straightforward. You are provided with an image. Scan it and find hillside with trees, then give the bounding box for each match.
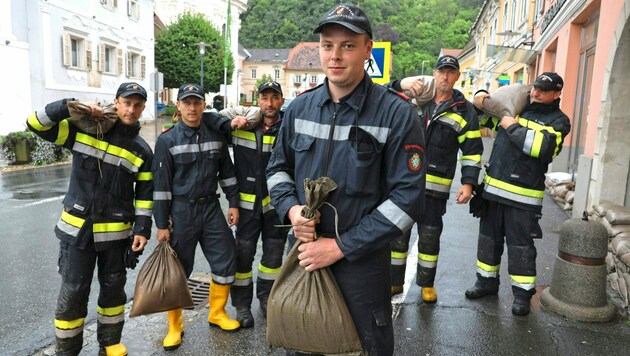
[239,0,484,79]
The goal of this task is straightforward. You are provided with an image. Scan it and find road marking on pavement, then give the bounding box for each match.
[19,196,63,208]
[391,231,418,319]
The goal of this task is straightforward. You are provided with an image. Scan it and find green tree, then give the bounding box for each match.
[155,12,234,94]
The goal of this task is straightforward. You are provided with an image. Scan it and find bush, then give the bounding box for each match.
[0,130,70,166]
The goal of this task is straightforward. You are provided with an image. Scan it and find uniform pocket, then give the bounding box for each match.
[346,127,381,197]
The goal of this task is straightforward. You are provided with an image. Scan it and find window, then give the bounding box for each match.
[100,0,118,8]
[126,51,145,78]
[251,69,257,79]
[274,68,280,80]
[294,74,303,83]
[521,0,528,22]
[127,0,139,20]
[503,3,509,32]
[511,0,517,30]
[98,43,122,74]
[62,32,91,70]
[310,75,317,84]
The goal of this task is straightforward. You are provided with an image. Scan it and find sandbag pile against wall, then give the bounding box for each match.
[545,172,574,212]
[589,201,630,308]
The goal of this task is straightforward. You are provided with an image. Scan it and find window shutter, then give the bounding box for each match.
[62,33,71,67]
[140,55,146,78]
[98,43,105,72]
[117,48,123,75]
[126,51,132,77]
[85,40,92,70]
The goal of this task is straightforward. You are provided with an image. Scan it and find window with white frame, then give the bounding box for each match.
[294,74,304,83]
[251,69,257,79]
[98,43,122,75]
[511,0,517,30]
[100,0,118,8]
[126,50,145,78]
[310,75,317,84]
[62,32,91,70]
[520,0,528,22]
[503,3,509,32]
[274,68,280,80]
[127,0,139,20]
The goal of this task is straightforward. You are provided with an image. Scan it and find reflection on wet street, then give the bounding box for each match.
[0,165,71,200]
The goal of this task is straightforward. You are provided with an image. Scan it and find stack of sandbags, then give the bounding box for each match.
[545,172,574,211]
[589,201,630,308]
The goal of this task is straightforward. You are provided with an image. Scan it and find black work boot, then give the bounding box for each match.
[465,281,499,299]
[512,298,531,316]
[260,299,268,319]
[235,306,254,328]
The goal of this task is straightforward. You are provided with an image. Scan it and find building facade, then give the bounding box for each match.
[0,0,155,135]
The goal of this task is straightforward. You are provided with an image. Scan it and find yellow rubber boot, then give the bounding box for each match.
[103,343,127,356]
[208,281,240,331]
[421,287,438,304]
[163,308,184,351]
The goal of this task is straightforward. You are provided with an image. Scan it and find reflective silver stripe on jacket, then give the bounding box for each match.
[484,183,543,206]
[169,141,222,155]
[135,207,152,217]
[461,159,482,168]
[232,136,257,150]
[219,177,238,187]
[239,201,255,210]
[295,119,390,144]
[73,141,106,160]
[425,182,451,193]
[436,116,463,133]
[267,172,295,192]
[153,191,172,201]
[94,230,130,243]
[523,130,535,155]
[36,108,55,127]
[57,219,81,237]
[376,199,414,232]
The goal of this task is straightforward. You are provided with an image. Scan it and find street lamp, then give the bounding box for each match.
[421,60,430,76]
[196,42,208,91]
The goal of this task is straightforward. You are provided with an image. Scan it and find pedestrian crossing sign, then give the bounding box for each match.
[366,42,391,84]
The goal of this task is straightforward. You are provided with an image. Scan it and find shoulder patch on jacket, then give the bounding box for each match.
[404,144,425,173]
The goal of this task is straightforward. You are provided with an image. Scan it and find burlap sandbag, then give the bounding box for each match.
[605,205,630,226]
[407,75,436,107]
[601,218,630,237]
[606,252,616,273]
[67,101,118,134]
[611,233,630,256]
[129,241,194,317]
[267,177,362,354]
[592,200,618,217]
[219,106,262,130]
[478,83,530,118]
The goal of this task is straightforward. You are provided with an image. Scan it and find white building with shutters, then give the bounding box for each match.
[0,0,155,135]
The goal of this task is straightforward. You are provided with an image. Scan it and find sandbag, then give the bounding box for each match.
[480,83,530,118]
[219,106,262,130]
[129,241,194,317]
[67,101,118,134]
[266,177,362,354]
[408,75,436,107]
[606,252,616,273]
[592,200,618,217]
[605,205,630,226]
[601,218,630,237]
[611,234,630,256]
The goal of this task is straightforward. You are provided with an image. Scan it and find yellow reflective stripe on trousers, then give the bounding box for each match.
[234,271,253,286]
[93,222,132,243]
[484,175,544,206]
[55,317,85,338]
[476,260,500,278]
[426,174,452,193]
[418,253,438,268]
[57,210,86,237]
[510,274,536,291]
[391,251,407,265]
[97,305,125,324]
[258,264,281,281]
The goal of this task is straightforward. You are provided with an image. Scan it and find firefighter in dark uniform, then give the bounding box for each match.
[153,83,241,351]
[266,4,426,354]
[465,72,571,316]
[388,56,483,303]
[26,83,153,356]
[210,81,287,327]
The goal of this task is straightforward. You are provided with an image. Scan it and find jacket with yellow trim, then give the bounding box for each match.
[207,109,282,216]
[418,89,482,199]
[480,97,571,211]
[26,98,153,250]
[266,74,426,262]
[152,119,239,230]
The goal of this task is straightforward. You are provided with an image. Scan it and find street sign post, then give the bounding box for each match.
[366,41,391,85]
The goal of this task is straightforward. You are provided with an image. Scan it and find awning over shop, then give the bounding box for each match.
[487,44,537,64]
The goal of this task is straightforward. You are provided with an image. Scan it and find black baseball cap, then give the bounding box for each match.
[258,81,283,95]
[313,4,373,38]
[435,55,460,70]
[533,72,564,91]
[177,83,205,100]
[116,82,147,100]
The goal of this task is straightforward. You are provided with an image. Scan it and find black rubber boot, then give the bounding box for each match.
[512,298,531,316]
[236,306,254,328]
[465,283,499,299]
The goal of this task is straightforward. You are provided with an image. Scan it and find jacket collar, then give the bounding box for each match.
[110,120,140,137]
[524,97,561,114]
[176,119,206,138]
[318,72,374,113]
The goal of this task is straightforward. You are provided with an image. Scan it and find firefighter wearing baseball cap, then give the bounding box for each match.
[465,72,571,316]
[26,82,153,356]
[153,83,241,351]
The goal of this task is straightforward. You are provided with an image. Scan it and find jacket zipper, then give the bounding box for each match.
[323,109,337,177]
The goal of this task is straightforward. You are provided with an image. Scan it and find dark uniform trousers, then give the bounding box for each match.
[390,196,447,288]
[476,200,540,300]
[170,197,236,281]
[231,209,287,307]
[55,237,127,356]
